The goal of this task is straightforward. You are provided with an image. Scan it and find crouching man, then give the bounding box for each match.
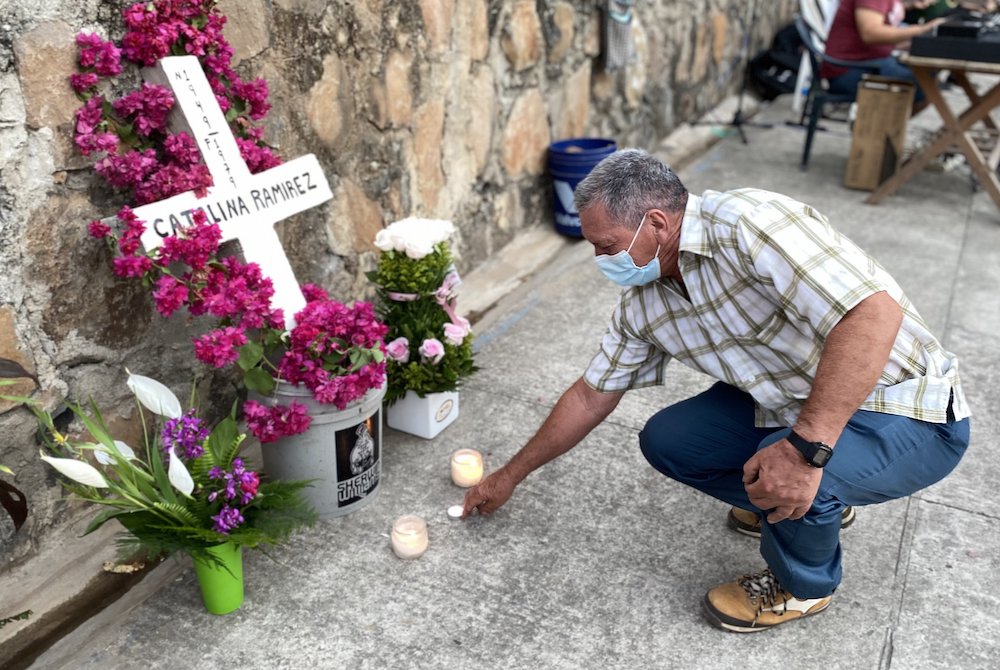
[462,149,970,632]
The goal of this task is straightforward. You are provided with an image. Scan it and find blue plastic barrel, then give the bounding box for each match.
[547,138,617,237]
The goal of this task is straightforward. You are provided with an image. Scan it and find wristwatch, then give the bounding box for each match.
[787,430,834,468]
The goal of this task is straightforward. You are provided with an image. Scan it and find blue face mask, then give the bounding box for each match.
[594,213,661,287]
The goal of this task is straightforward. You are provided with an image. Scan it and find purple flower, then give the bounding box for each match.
[160,409,209,460]
[211,504,244,534]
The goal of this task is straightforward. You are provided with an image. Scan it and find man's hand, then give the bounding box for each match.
[743,440,823,524]
[461,468,518,518]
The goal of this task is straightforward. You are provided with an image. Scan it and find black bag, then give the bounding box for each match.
[746,23,803,101]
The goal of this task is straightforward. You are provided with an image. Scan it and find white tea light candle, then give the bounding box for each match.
[391,515,428,559]
[450,449,483,487]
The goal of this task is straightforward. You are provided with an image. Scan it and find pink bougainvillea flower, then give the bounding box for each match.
[193,326,247,368]
[87,220,111,239]
[70,72,100,93]
[112,83,174,136]
[162,132,201,166]
[243,400,312,444]
[152,276,189,317]
[112,254,152,278]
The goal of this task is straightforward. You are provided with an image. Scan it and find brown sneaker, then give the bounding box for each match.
[727,505,856,538]
[702,569,832,633]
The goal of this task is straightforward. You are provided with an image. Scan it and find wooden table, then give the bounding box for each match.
[866,54,1000,212]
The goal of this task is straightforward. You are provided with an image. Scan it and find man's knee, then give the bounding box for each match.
[638,412,679,476]
[639,411,700,481]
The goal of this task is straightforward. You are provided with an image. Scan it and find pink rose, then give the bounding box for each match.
[419,338,445,364]
[386,337,410,363]
[443,319,470,346]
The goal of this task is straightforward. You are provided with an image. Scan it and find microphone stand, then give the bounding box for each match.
[692,0,773,144]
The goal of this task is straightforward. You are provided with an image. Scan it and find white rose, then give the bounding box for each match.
[383,217,455,253]
[404,238,435,259]
[374,229,395,251]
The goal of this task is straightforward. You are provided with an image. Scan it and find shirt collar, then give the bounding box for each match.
[678,193,713,258]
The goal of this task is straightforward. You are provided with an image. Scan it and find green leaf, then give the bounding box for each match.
[0,464,12,475]
[244,368,276,394]
[152,501,201,527]
[147,437,178,507]
[74,403,118,453]
[115,510,162,534]
[206,416,239,466]
[84,508,131,535]
[237,341,264,371]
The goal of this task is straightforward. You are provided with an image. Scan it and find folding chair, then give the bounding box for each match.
[794,15,884,170]
[792,0,841,115]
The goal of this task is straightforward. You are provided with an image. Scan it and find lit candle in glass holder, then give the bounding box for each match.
[451,449,484,487]
[390,515,428,559]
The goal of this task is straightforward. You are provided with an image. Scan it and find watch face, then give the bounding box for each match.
[812,446,833,467]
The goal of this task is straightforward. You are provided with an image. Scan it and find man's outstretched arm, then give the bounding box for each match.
[462,377,624,517]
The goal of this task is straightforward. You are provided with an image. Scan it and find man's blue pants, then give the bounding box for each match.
[638,382,969,598]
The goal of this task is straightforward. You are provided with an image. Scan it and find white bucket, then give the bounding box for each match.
[253,382,386,518]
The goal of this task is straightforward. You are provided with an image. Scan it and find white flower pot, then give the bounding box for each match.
[386,390,459,439]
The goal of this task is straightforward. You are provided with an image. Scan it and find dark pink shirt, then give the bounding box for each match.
[822,0,904,79]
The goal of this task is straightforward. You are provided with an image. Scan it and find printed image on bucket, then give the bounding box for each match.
[548,138,617,237]
[252,382,386,518]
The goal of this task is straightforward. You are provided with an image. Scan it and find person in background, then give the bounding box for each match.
[461,149,970,633]
[822,0,945,110]
[905,0,999,22]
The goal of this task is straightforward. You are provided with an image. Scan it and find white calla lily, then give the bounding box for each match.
[94,440,137,465]
[40,454,108,488]
[167,448,194,497]
[126,372,182,419]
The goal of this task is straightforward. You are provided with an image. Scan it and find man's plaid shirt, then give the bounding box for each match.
[584,188,969,427]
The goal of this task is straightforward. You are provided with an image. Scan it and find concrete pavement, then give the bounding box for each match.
[27,91,1000,670]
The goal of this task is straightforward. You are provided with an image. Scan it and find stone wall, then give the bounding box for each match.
[0,0,795,585]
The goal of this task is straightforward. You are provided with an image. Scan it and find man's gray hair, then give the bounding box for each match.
[573,149,688,228]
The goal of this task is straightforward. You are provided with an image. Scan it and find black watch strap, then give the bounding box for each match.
[787,430,834,468]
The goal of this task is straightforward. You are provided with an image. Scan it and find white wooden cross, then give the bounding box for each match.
[126,55,333,329]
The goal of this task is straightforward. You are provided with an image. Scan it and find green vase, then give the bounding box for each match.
[192,543,244,615]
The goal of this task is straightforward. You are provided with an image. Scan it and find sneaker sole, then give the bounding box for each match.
[701,595,832,633]
[728,506,856,539]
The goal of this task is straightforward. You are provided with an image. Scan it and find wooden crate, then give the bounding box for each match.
[844,76,915,191]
